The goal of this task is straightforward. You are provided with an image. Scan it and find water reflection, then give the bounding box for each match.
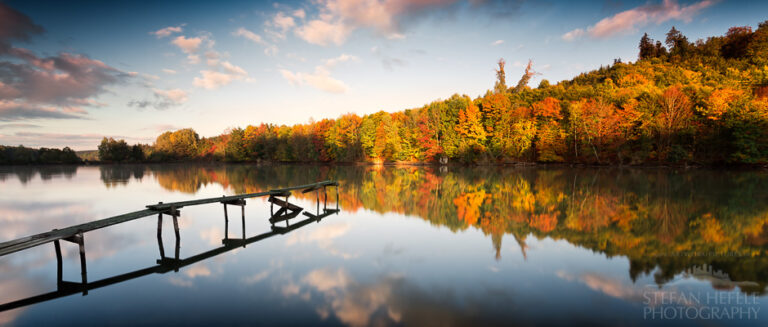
[0,193,338,314]
[0,165,77,184]
[93,164,768,295]
[1,164,766,326]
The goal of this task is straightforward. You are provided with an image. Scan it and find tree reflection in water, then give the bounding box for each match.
[95,164,768,295]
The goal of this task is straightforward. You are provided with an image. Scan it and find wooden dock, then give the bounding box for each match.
[0,180,338,257]
[0,213,333,313]
[0,180,340,312]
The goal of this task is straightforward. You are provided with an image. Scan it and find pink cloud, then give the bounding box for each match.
[0,4,129,121]
[563,0,716,41]
[171,35,203,54]
[294,0,460,46]
[151,25,183,38]
[0,3,44,43]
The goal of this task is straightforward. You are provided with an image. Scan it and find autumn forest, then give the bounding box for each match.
[4,23,768,165]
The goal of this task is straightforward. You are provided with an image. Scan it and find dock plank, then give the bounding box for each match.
[0,209,157,257]
[270,180,337,193]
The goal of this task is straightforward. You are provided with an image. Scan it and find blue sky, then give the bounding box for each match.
[0,0,766,149]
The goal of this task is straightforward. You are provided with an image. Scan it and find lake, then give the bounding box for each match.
[0,164,766,326]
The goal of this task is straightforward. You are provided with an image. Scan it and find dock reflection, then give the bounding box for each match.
[0,196,339,313]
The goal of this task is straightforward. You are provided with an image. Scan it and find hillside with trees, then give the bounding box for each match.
[75,22,768,165]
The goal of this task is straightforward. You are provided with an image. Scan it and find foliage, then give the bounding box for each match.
[0,145,80,165]
[136,164,768,294]
[11,21,766,166]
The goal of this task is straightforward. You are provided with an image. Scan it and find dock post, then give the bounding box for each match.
[173,233,180,272]
[223,200,229,240]
[156,202,163,240]
[171,206,179,240]
[241,204,245,241]
[157,230,165,258]
[223,196,229,223]
[76,233,87,291]
[54,239,63,286]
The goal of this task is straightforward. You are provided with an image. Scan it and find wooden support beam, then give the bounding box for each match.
[302,209,340,221]
[268,196,302,211]
[268,209,302,224]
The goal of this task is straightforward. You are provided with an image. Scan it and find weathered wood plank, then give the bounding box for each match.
[302,209,340,220]
[268,196,302,211]
[268,209,302,224]
[146,191,274,210]
[0,209,157,257]
[271,180,337,193]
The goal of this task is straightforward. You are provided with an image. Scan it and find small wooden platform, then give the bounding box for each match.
[0,180,338,257]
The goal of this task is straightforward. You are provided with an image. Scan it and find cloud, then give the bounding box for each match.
[561,28,585,41]
[162,68,177,74]
[293,9,306,19]
[159,31,249,89]
[371,46,406,71]
[171,35,203,54]
[0,123,40,129]
[234,27,264,44]
[128,88,188,110]
[563,0,716,40]
[295,19,351,46]
[0,3,45,43]
[151,25,183,38]
[279,54,356,94]
[235,27,280,56]
[0,46,129,121]
[184,264,211,278]
[193,68,246,89]
[243,270,270,284]
[280,67,349,94]
[491,39,504,46]
[154,88,188,105]
[269,12,296,39]
[264,44,279,56]
[324,53,358,68]
[1,4,123,120]
[0,100,84,121]
[168,277,194,288]
[142,73,160,80]
[292,0,521,46]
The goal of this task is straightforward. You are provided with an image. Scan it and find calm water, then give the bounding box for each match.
[0,164,766,326]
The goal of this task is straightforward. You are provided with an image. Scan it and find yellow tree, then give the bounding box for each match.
[456,100,487,143]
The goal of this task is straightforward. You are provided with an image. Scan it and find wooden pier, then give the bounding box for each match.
[0,210,338,313]
[0,180,337,257]
[0,180,340,311]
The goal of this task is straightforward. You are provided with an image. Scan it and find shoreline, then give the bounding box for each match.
[2,160,767,170]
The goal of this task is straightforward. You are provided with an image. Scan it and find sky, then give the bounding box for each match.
[0,0,766,150]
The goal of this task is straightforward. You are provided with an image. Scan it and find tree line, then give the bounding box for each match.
[0,145,81,165]
[92,21,768,165]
